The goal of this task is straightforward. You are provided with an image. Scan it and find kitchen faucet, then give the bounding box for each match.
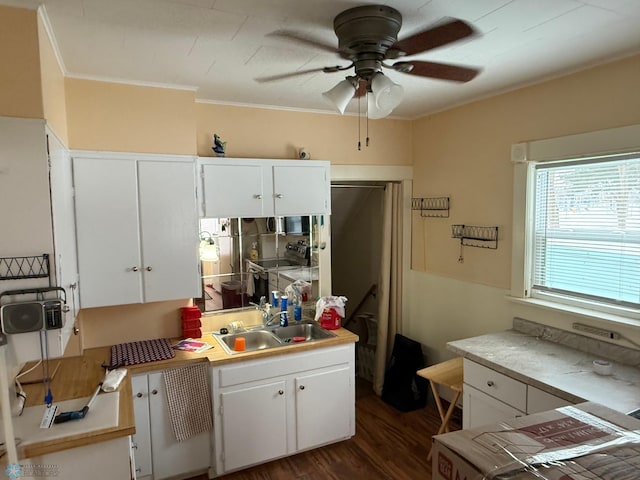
[253,296,287,327]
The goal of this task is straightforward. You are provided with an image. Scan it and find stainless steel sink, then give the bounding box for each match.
[216,330,282,354]
[272,322,336,344]
[213,322,336,354]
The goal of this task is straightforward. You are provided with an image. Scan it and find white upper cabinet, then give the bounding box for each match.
[272,164,330,216]
[73,153,200,308]
[202,162,265,217]
[200,158,331,218]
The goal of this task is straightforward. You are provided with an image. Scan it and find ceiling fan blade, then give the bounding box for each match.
[394,61,480,82]
[268,30,346,58]
[255,66,337,83]
[391,18,476,57]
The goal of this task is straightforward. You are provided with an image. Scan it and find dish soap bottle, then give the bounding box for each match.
[250,242,259,261]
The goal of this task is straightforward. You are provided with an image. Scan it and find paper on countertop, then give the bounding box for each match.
[102,368,127,392]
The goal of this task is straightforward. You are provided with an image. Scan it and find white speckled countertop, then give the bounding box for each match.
[447,320,640,415]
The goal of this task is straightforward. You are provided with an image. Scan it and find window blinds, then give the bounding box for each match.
[532,155,640,308]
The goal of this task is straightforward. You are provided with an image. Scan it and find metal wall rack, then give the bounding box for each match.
[411,197,450,217]
[0,254,50,282]
[451,225,498,249]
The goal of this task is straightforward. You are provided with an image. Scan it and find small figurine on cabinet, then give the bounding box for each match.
[212,133,226,157]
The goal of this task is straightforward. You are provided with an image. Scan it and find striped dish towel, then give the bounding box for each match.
[163,362,213,442]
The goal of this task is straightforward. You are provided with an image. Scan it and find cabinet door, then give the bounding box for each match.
[147,372,211,480]
[131,375,152,479]
[47,132,78,352]
[272,164,330,215]
[462,384,524,430]
[74,157,143,308]
[138,161,199,302]
[220,381,287,472]
[295,367,351,451]
[203,163,265,217]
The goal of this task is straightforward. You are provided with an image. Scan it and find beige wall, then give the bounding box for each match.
[65,78,197,154]
[196,103,412,165]
[406,54,640,363]
[412,54,640,290]
[0,6,43,119]
[37,11,68,144]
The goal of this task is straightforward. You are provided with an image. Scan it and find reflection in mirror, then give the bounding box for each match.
[195,216,319,313]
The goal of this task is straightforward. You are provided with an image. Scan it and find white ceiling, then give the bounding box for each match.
[8,0,640,118]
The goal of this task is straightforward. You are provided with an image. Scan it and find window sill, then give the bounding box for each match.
[506,295,640,329]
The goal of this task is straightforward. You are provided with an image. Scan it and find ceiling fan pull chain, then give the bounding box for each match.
[366,98,370,147]
[357,94,361,151]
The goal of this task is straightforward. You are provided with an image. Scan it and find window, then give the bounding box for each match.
[530,154,640,313]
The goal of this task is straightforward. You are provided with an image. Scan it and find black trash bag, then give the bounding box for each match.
[381,333,429,412]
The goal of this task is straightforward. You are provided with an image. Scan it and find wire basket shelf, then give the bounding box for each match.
[0,254,50,280]
[451,225,498,249]
[411,197,450,217]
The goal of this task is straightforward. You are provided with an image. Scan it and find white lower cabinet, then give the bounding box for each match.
[462,384,524,429]
[463,359,572,429]
[219,380,288,472]
[211,345,355,476]
[295,367,351,451]
[131,372,211,480]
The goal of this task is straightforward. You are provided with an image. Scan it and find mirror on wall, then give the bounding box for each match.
[195,216,320,313]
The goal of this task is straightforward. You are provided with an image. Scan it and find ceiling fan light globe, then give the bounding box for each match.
[371,73,404,111]
[367,93,394,119]
[322,79,356,114]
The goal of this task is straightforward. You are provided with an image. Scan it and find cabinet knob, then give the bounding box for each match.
[131,266,139,272]
[146,266,153,271]
[278,390,284,395]
[275,193,284,199]
[151,389,158,395]
[487,380,495,387]
[132,442,138,449]
[299,385,305,390]
[136,467,141,473]
[136,392,143,398]
[254,194,263,200]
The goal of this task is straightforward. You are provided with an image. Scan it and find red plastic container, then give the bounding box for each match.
[181,306,201,320]
[320,308,341,330]
[182,327,202,339]
[182,317,202,329]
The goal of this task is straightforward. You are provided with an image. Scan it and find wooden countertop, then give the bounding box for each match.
[15,325,358,459]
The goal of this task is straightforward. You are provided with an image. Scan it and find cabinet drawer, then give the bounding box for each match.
[215,345,353,387]
[527,385,572,414]
[463,359,527,412]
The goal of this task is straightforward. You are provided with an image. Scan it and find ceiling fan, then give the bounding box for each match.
[257,4,481,118]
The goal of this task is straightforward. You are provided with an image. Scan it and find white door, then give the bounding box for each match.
[137,161,199,302]
[220,381,287,472]
[462,384,524,430]
[147,372,211,480]
[295,367,351,451]
[273,164,330,215]
[203,163,265,217]
[74,157,143,307]
[131,375,152,479]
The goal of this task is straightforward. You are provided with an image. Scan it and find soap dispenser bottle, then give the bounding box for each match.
[250,242,259,261]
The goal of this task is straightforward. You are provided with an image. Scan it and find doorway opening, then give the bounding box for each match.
[331,181,386,382]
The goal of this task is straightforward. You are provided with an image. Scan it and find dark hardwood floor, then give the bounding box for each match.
[189,379,461,480]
